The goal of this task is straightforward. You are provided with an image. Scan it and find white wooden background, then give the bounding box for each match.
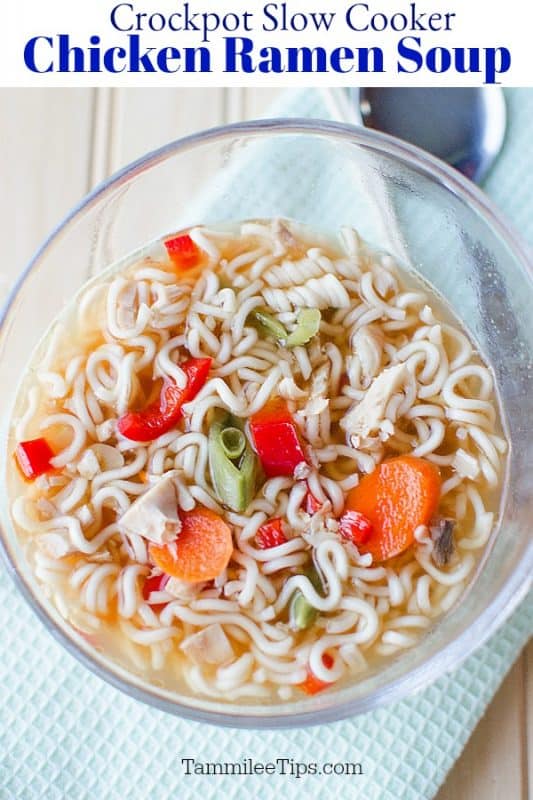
[0,88,530,800]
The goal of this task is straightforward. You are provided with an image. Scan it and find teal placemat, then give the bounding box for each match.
[0,89,532,800]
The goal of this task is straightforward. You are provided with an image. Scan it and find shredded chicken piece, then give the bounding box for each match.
[297,362,329,418]
[452,448,480,480]
[96,419,115,442]
[75,504,94,527]
[180,624,234,666]
[351,324,384,384]
[77,444,124,479]
[118,473,181,545]
[278,377,307,400]
[77,450,100,480]
[165,577,204,601]
[341,363,407,442]
[293,462,311,480]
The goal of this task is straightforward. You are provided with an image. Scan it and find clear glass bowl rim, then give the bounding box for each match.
[0,118,531,729]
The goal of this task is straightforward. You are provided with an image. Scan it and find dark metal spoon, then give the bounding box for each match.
[354,88,506,184]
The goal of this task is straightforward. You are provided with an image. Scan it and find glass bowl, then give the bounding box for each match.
[0,120,531,728]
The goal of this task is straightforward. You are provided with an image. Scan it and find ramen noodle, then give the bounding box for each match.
[9,219,506,702]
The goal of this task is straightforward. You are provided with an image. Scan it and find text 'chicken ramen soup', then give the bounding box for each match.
[9,219,507,704]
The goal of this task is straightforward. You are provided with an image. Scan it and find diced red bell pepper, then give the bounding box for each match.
[142,572,171,613]
[299,652,335,695]
[338,510,374,546]
[117,357,211,442]
[15,438,55,480]
[249,398,307,478]
[164,234,201,270]
[304,490,322,516]
[256,518,287,549]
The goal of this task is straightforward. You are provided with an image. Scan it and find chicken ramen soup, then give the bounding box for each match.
[9,219,507,703]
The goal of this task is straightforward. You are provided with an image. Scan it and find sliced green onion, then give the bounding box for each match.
[208,412,257,513]
[288,562,326,631]
[289,592,318,631]
[247,308,287,341]
[247,307,321,350]
[285,308,321,348]
[220,427,246,460]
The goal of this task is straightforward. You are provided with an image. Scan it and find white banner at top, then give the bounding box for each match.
[1,0,532,86]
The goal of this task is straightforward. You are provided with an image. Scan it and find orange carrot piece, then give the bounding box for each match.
[149,506,233,583]
[345,455,441,562]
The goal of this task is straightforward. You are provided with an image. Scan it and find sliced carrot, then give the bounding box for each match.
[345,455,441,562]
[149,506,233,583]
